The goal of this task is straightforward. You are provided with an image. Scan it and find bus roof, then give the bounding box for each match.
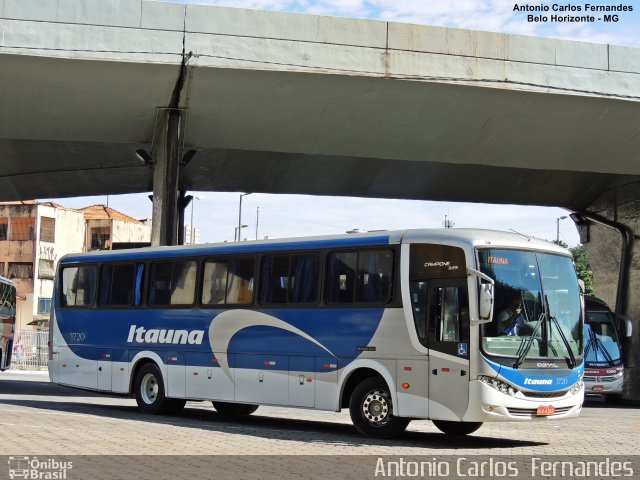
[58,228,570,264]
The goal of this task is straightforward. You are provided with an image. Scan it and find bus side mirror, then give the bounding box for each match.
[616,314,633,338]
[468,268,494,324]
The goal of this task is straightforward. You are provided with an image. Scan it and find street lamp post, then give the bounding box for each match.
[237,193,252,241]
[189,195,203,244]
[556,215,568,244]
[234,224,248,242]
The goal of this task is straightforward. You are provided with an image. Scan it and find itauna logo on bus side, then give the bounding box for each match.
[126,325,205,345]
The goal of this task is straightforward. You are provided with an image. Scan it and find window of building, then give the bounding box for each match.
[326,249,394,304]
[7,262,33,279]
[39,217,55,243]
[61,266,96,307]
[148,260,197,306]
[37,297,52,315]
[99,264,136,306]
[202,257,255,305]
[0,218,7,241]
[38,259,55,280]
[260,254,319,305]
[90,228,111,250]
[9,217,35,241]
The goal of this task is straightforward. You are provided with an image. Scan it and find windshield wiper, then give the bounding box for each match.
[587,327,615,366]
[545,295,577,369]
[549,314,577,369]
[513,312,544,369]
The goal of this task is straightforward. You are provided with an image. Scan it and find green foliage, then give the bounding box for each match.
[552,239,569,248]
[570,245,596,296]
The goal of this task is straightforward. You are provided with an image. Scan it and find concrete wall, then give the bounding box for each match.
[111,219,150,245]
[582,186,640,401]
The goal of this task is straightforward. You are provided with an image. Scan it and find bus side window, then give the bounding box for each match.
[410,281,428,343]
[326,252,357,304]
[99,264,136,307]
[260,256,289,304]
[61,266,96,307]
[357,250,393,303]
[203,261,229,304]
[260,254,318,305]
[326,249,393,305]
[289,254,319,303]
[426,282,469,355]
[226,258,255,304]
[149,260,197,306]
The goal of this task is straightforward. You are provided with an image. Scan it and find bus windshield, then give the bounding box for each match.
[478,249,582,363]
[584,310,621,365]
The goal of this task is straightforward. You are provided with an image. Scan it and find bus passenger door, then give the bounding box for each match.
[426,279,470,421]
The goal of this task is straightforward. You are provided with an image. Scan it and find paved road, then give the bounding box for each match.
[0,372,638,456]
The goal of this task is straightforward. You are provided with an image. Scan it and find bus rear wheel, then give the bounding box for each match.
[212,402,259,415]
[134,363,185,414]
[349,377,410,438]
[432,420,482,435]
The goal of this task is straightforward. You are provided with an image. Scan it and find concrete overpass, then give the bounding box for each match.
[1,0,640,399]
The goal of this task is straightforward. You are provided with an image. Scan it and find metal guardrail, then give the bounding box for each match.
[10,330,49,371]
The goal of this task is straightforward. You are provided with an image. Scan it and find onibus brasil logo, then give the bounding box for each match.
[8,457,72,479]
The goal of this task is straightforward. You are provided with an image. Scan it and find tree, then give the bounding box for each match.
[570,245,596,296]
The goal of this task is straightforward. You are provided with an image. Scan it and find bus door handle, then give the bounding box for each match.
[461,370,467,376]
[432,369,437,375]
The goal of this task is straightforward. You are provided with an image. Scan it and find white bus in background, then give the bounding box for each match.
[49,229,584,437]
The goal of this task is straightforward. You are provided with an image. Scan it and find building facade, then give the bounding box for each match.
[0,201,150,330]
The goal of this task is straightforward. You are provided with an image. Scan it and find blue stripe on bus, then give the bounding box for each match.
[57,307,386,370]
[483,356,583,391]
[59,235,392,264]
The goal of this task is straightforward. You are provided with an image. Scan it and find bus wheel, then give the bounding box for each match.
[432,420,482,435]
[212,402,259,415]
[349,377,410,438]
[134,363,172,414]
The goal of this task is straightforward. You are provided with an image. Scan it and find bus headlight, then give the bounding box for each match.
[478,375,518,396]
[569,380,583,395]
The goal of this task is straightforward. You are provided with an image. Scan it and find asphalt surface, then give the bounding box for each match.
[0,372,638,456]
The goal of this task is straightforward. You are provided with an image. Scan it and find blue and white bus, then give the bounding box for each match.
[49,229,584,437]
[0,276,17,371]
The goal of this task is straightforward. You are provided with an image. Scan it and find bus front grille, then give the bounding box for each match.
[522,390,567,399]
[584,375,619,383]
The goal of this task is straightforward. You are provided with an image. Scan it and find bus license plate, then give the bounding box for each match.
[537,405,555,416]
[592,385,604,392]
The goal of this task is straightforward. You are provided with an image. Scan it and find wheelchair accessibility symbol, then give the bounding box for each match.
[457,343,468,356]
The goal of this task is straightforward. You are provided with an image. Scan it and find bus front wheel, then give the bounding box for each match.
[213,402,259,415]
[349,377,410,438]
[134,363,185,414]
[432,420,482,435]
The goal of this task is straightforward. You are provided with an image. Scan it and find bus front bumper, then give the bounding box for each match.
[463,380,583,423]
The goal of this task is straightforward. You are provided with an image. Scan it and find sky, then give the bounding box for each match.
[43,0,640,246]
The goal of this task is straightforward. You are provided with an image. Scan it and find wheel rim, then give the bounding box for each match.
[140,372,159,404]
[361,389,392,426]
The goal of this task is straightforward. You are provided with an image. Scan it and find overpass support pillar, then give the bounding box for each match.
[576,187,640,401]
[150,109,183,247]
